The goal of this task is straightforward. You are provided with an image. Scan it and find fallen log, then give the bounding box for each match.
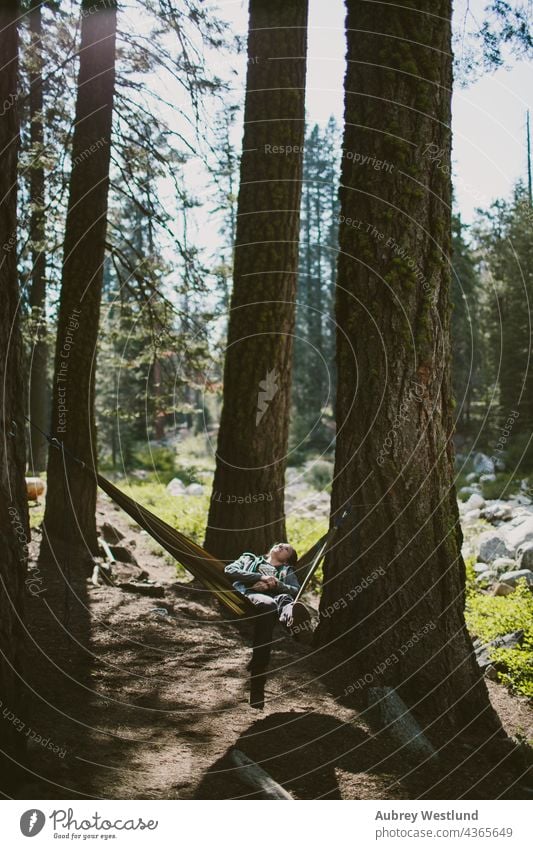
[26,477,45,501]
[230,749,293,799]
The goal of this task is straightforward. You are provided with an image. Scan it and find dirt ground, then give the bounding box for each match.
[12,494,533,800]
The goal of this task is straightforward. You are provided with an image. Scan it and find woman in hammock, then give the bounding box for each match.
[225,542,311,708]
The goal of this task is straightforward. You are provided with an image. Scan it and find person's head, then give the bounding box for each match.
[267,542,298,567]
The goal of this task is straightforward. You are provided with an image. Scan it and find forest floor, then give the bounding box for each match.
[16,494,533,801]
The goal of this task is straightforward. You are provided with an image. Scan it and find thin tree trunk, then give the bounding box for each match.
[0,0,29,790]
[317,0,502,739]
[205,0,309,561]
[27,1,49,473]
[43,0,117,557]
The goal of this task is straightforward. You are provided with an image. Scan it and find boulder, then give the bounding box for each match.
[185,483,204,496]
[463,509,481,523]
[474,630,524,669]
[100,522,125,544]
[131,469,149,480]
[482,501,514,522]
[491,557,517,574]
[475,570,498,583]
[506,516,533,552]
[473,562,491,573]
[166,477,186,496]
[109,545,139,566]
[459,486,480,498]
[517,542,533,571]
[466,472,478,483]
[499,569,533,588]
[478,531,514,563]
[479,473,496,483]
[491,582,515,597]
[473,453,495,475]
[464,493,485,511]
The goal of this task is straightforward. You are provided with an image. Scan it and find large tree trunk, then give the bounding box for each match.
[0,0,29,790]
[43,0,117,556]
[317,0,502,739]
[27,1,49,473]
[204,0,308,561]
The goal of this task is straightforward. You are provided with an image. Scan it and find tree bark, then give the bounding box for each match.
[27,1,49,473]
[205,0,308,561]
[0,0,29,790]
[317,0,503,738]
[43,0,117,556]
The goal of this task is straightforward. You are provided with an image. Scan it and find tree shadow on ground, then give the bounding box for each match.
[195,710,407,800]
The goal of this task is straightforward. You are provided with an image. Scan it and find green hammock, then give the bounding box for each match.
[26,417,346,619]
[96,471,342,617]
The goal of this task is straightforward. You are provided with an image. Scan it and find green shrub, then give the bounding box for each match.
[303,460,333,492]
[465,579,533,698]
[480,472,520,501]
[132,444,176,473]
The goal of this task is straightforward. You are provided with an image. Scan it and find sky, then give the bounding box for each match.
[218,0,533,225]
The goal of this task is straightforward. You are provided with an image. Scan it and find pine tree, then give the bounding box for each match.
[317,0,503,739]
[43,0,118,557]
[292,119,341,455]
[205,0,309,561]
[0,0,30,790]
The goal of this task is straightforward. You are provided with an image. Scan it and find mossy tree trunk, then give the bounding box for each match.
[317,0,502,738]
[205,0,308,561]
[43,0,117,557]
[0,0,30,790]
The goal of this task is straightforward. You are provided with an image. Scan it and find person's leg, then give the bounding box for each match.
[247,592,277,673]
[245,593,278,710]
[277,594,313,638]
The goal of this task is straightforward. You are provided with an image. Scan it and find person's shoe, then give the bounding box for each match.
[249,672,266,709]
[288,601,312,638]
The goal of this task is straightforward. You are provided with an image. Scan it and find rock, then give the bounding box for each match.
[473,562,491,573]
[473,453,495,475]
[131,469,149,479]
[500,569,533,588]
[492,557,517,574]
[109,545,139,566]
[100,522,125,544]
[463,509,481,522]
[478,531,514,563]
[465,493,485,511]
[459,485,480,498]
[516,494,532,506]
[118,581,165,598]
[506,516,533,552]
[482,501,514,522]
[479,473,496,483]
[494,457,506,472]
[466,472,478,483]
[517,542,533,570]
[484,664,499,681]
[492,582,515,597]
[185,483,204,496]
[166,477,186,496]
[474,630,524,669]
[475,570,497,583]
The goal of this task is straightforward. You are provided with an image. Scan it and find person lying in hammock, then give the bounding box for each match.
[225,542,311,709]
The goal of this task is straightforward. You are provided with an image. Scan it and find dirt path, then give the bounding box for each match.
[16,495,532,800]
